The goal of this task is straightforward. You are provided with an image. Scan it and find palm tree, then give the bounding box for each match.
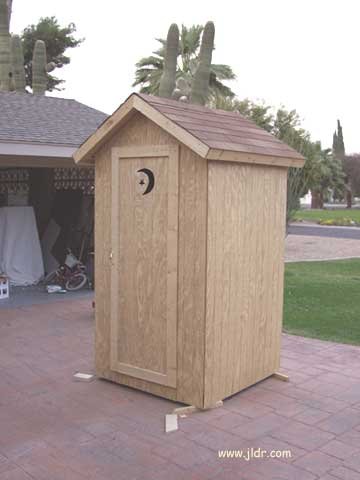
[133,24,236,102]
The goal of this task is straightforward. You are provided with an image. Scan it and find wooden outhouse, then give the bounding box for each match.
[74,93,304,409]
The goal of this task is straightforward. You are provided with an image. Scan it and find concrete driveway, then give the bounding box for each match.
[0,285,93,309]
[1,299,360,479]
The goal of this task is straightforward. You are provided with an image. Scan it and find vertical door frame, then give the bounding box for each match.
[110,145,179,388]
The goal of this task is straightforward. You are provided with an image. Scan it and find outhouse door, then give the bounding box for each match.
[110,146,178,388]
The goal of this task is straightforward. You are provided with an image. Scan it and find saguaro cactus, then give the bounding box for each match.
[190,21,215,105]
[32,39,47,95]
[0,0,11,91]
[10,35,25,91]
[159,23,179,98]
[6,0,11,24]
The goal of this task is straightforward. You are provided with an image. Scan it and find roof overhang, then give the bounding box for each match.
[74,94,209,165]
[206,149,304,168]
[74,93,305,169]
[0,141,79,168]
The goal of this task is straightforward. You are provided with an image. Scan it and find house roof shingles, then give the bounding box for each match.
[74,92,305,166]
[138,93,303,161]
[0,91,108,147]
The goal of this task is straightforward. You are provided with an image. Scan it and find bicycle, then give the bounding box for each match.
[44,249,88,291]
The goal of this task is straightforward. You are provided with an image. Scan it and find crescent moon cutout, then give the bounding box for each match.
[137,168,155,195]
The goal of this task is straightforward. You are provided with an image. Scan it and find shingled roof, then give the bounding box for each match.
[74,93,304,167]
[0,91,108,147]
[138,94,304,161]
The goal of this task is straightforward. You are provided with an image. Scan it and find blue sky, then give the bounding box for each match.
[11,0,360,153]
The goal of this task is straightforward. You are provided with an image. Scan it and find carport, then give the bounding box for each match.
[0,91,107,288]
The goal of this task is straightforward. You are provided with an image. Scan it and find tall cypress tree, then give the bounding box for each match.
[335,120,345,159]
[332,120,345,159]
[333,119,351,207]
[332,130,338,154]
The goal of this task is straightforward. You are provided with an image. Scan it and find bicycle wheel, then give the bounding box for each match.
[44,269,60,284]
[65,273,87,291]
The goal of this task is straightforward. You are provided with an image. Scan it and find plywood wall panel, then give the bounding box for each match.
[95,113,207,406]
[176,146,207,407]
[94,145,112,377]
[204,162,287,407]
[95,113,178,401]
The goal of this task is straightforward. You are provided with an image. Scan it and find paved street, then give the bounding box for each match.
[285,233,360,262]
[288,224,360,240]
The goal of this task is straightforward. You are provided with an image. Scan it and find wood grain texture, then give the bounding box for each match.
[74,95,136,165]
[95,113,207,406]
[176,146,207,407]
[206,149,304,168]
[110,146,178,388]
[204,162,287,407]
[94,109,289,408]
[95,113,178,401]
[132,97,209,158]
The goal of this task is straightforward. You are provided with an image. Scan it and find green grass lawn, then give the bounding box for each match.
[284,259,360,345]
[294,208,360,224]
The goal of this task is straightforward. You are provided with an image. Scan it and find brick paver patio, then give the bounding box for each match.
[1,299,360,479]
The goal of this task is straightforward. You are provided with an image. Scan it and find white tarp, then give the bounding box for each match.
[0,206,44,286]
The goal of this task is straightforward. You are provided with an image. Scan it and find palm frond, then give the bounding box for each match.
[153,38,166,58]
[132,66,163,89]
[209,74,235,98]
[210,63,236,81]
[133,23,236,102]
[179,24,203,56]
[135,55,164,69]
